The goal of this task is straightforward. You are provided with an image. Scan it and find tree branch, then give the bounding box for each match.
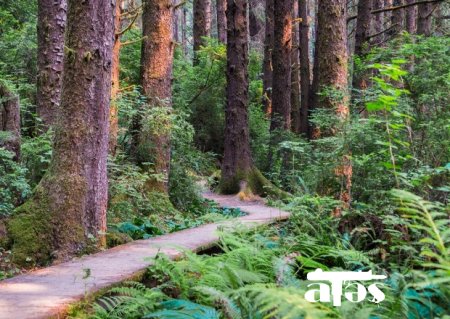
[372,0,444,14]
[117,13,139,36]
[368,23,399,39]
[347,0,446,23]
[120,5,142,18]
[174,0,187,10]
[122,36,147,46]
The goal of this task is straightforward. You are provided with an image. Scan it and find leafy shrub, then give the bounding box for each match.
[20,131,52,187]
[0,148,30,217]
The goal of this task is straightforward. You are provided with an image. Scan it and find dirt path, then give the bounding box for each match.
[0,193,289,319]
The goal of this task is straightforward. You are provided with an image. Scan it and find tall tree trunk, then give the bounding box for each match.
[221,0,252,193]
[173,6,180,43]
[270,0,292,132]
[313,0,349,112]
[220,0,281,198]
[390,0,405,36]
[10,0,115,265]
[182,7,188,55]
[291,1,301,133]
[249,0,265,49]
[262,0,274,115]
[371,0,384,44]
[0,84,21,160]
[384,0,393,40]
[405,0,417,33]
[353,0,372,108]
[298,0,311,136]
[354,0,372,58]
[139,0,175,193]
[193,0,211,63]
[312,0,351,213]
[36,0,67,131]
[109,1,123,156]
[417,2,433,35]
[216,0,227,43]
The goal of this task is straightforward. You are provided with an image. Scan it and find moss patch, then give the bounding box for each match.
[7,186,53,266]
[219,167,290,200]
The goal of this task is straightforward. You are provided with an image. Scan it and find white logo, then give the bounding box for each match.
[305,269,387,306]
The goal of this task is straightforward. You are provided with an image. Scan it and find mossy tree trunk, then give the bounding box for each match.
[0,84,21,160]
[139,0,175,193]
[312,0,352,213]
[216,0,227,43]
[9,0,115,265]
[193,0,211,64]
[262,0,274,115]
[220,0,287,199]
[36,0,66,131]
[221,0,254,194]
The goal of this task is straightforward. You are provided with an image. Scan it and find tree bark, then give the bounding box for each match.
[0,84,21,160]
[36,0,67,131]
[139,0,175,193]
[384,0,393,40]
[353,0,372,104]
[173,6,180,43]
[270,0,292,132]
[262,0,274,114]
[417,2,434,35]
[249,0,265,48]
[216,0,227,43]
[109,1,123,156]
[371,0,384,44]
[221,0,252,193]
[182,6,188,55]
[298,0,311,136]
[291,1,301,133]
[406,0,417,33]
[312,0,351,212]
[193,0,211,63]
[390,0,405,36]
[10,0,115,265]
[313,0,349,112]
[355,0,372,58]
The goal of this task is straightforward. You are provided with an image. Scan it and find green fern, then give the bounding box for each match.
[392,189,449,283]
[91,282,165,319]
[143,299,220,319]
[237,284,336,319]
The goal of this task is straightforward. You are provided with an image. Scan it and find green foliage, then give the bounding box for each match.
[173,38,268,158]
[90,282,165,319]
[20,131,52,187]
[144,299,220,319]
[392,189,449,287]
[0,148,30,217]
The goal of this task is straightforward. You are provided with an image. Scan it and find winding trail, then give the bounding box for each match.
[0,193,289,319]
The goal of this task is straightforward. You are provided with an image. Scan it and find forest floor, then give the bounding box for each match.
[0,192,289,319]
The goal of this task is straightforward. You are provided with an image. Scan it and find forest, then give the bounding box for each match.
[0,0,449,318]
